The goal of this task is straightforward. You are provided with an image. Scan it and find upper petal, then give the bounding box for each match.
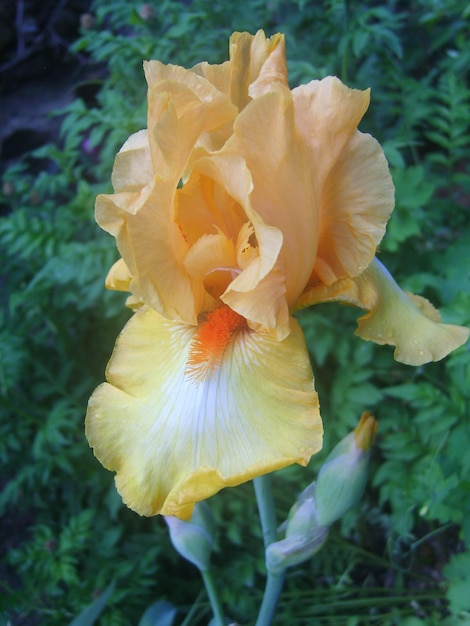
[85,306,322,519]
[296,258,469,365]
[105,258,132,292]
[293,77,370,186]
[96,178,202,324]
[311,131,395,284]
[223,86,318,306]
[111,129,153,193]
[228,30,288,110]
[192,152,290,335]
[143,61,237,182]
[293,77,394,285]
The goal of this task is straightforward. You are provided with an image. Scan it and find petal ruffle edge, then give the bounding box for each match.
[294,258,469,365]
[85,306,322,519]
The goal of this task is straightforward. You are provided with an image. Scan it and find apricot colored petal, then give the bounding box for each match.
[85,307,322,519]
[175,170,246,244]
[105,258,132,292]
[193,30,288,105]
[194,153,288,332]
[248,33,288,98]
[143,61,237,182]
[296,258,469,365]
[293,77,370,185]
[225,87,317,305]
[312,132,395,284]
[111,130,153,193]
[222,264,290,339]
[195,153,283,278]
[229,30,288,110]
[96,179,202,324]
[236,221,258,269]
[183,232,236,279]
[192,60,232,96]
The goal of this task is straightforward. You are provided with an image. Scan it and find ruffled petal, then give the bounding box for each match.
[192,60,232,97]
[293,77,370,185]
[295,258,469,365]
[96,178,202,324]
[293,77,393,285]
[175,171,246,245]
[111,130,153,193]
[183,231,236,280]
[228,30,288,110]
[312,131,395,284]
[191,152,289,333]
[223,86,318,306]
[143,61,237,182]
[85,306,322,519]
[105,258,132,292]
[222,265,290,339]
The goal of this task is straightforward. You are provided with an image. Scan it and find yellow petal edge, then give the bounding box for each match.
[85,306,322,519]
[296,258,469,365]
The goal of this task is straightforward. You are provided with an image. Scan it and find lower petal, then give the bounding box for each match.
[295,258,469,365]
[86,307,322,519]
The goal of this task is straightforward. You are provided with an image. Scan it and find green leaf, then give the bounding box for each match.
[138,600,178,626]
[68,581,115,626]
[444,551,470,612]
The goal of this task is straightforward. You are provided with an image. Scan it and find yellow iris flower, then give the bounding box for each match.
[85,31,469,519]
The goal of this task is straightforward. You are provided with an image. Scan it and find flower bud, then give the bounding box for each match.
[315,412,377,527]
[266,483,328,573]
[165,501,215,571]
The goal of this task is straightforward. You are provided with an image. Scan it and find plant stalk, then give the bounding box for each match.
[253,475,286,626]
[201,568,225,626]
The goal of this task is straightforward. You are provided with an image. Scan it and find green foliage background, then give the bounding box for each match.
[1,1,469,624]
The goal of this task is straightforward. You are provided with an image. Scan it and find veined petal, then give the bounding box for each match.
[143,62,237,183]
[295,258,469,365]
[183,231,236,278]
[193,152,289,333]
[175,171,247,244]
[228,30,288,110]
[222,264,290,339]
[312,131,395,284]
[105,258,132,292]
[192,60,232,97]
[292,77,370,185]
[224,86,318,306]
[96,178,202,324]
[85,306,322,519]
[236,221,258,269]
[248,32,288,99]
[111,130,153,193]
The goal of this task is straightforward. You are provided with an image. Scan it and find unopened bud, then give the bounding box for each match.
[266,483,328,573]
[315,412,377,527]
[266,413,376,573]
[165,501,215,571]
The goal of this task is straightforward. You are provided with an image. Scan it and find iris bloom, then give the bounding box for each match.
[86,31,469,519]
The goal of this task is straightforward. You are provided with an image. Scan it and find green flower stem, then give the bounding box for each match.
[253,475,278,548]
[253,475,286,626]
[254,569,285,626]
[200,568,225,626]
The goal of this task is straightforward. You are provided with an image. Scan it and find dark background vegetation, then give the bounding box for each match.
[1,0,469,624]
